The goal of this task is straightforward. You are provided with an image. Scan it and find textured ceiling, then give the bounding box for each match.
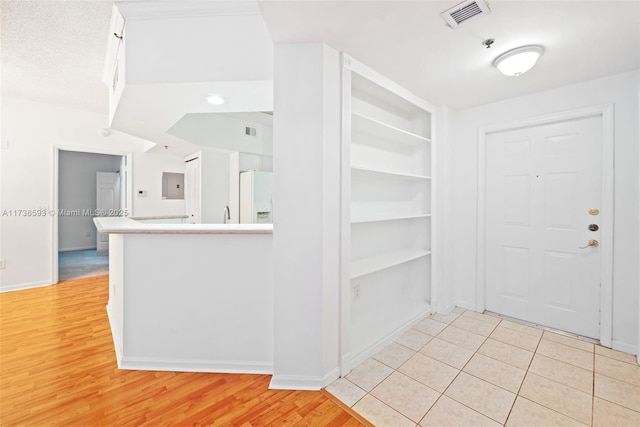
[1,0,639,115]
[1,0,113,113]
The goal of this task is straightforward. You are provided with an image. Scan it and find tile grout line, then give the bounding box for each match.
[592,348,595,427]
[346,316,454,426]
[424,315,512,426]
[342,376,416,426]
[417,309,497,426]
[515,330,596,426]
[331,309,640,426]
[414,312,465,426]
[504,328,543,425]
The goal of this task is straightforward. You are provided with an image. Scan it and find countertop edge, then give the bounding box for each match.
[93,217,273,235]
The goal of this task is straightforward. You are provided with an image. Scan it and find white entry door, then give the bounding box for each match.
[96,172,121,255]
[485,115,602,338]
[185,157,200,224]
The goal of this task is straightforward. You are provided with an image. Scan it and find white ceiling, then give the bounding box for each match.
[2,0,639,115]
[259,0,640,109]
[1,0,112,113]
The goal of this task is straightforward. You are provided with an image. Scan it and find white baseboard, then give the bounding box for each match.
[118,356,272,375]
[269,367,340,391]
[434,301,457,314]
[349,306,431,370]
[0,280,51,293]
[611,339,638,357]
[455,301,479,311]
[59,246,97,252]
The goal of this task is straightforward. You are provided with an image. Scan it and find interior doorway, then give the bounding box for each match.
[54,148,132,283]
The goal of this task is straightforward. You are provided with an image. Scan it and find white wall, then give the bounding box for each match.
[123,12,272,85]
[200,150,230,224]
[432,105,456,311]
[131,150,186,218]
[446,70,640,353]
[168,113,273,156]
[58,151,122,251]
[0,97,184,292]
[107,232,273,373]
[271,43,341,389]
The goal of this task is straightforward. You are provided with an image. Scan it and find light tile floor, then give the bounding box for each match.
[326,308,640,427]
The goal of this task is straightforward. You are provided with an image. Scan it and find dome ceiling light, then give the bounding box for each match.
[494,45,544,77]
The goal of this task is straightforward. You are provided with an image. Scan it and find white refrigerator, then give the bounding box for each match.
[240,171,273,224]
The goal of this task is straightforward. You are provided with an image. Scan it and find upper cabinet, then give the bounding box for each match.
[101,2,274,153]
[103,5,126,125]
[342,55,435,367]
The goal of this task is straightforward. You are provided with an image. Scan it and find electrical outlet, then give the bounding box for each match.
[0,259,6,269]
[353,284,360,300]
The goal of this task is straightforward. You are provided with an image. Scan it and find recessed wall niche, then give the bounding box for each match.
[162,172,184,200]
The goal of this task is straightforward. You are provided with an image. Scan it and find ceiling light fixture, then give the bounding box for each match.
[206,95,225,105]
[494,45,543,77]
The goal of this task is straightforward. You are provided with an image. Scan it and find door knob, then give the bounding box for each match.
[588,224,599,231]
[579,239,599,249]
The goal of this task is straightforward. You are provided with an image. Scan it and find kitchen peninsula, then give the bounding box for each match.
[94,217,274,374]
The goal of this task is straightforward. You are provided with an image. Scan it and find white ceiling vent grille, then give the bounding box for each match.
[441,0,491,29]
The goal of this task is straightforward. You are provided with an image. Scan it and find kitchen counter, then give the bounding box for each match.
[94,216,273,234]
[94,216,274,375]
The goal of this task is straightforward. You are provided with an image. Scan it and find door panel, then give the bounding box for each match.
[96,172,120,254]
[185,158,200,224]
[485,116,602,338]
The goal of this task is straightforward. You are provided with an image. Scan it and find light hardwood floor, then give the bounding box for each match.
[0,275,370,426]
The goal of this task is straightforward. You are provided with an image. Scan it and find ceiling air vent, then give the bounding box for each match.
[441,0,491,29]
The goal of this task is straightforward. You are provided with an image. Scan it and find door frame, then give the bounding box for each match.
[52,146,133,285]
[476,104,614,346]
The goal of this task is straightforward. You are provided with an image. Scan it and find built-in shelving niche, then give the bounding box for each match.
[342,55,434,369]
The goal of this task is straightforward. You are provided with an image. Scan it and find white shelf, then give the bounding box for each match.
[350,249,431,279]
[351,165,431,180]
[351,213,431,224]
[352,112,430,145]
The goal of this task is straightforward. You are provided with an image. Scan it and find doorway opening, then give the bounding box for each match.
[53,148,132,283]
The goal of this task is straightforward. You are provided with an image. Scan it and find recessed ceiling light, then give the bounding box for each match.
[206,95,225,105]
[494,45,543,77]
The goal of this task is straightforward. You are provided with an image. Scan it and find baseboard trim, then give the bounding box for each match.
[0,280,51,293]
[118,356,273,375]
[59,246,97,252]
[611,339,638,357]
[349,306,431,370]
[455,300,478,311]
[434,301,457,314]
[269,367,340,390]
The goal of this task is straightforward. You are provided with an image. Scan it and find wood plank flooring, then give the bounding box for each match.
[0,275,370,426]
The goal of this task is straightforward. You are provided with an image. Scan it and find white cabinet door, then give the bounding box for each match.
[96,172,120,254]
[485,116,602,338]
